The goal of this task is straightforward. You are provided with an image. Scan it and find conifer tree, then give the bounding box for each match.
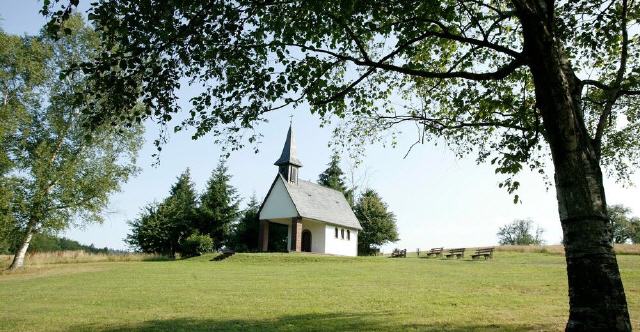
[318,153,353,205]
[354,189,399,255]
[198,160,240,249]
[126,169,199,257]
[229,194,260,252]
[163,169,199,257]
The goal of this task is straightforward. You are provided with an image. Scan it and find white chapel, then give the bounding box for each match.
[258,125,362,256]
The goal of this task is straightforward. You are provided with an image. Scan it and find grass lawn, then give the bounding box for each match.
[1,252,639,331]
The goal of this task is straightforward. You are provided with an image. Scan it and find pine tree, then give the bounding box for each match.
[126,169,199,257]
[198,160,240,249]
[354,189,399,255]
[163,169,199,257]
[318,152,353,205]
[229,194,260,252]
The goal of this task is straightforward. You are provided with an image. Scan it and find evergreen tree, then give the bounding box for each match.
[318,153,353,205]
[163,169,199,256]
[198,160,240,249]
[126,202,172,255]
[229,194,260,252]
[354,189,399,255]
[126,169,199,257]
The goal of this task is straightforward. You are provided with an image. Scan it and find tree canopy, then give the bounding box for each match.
[198,160,241,249]
[354,189,399,255]
[318,152,353,205]
[2,15,143,270]
[497,219,545,246]
[228,194,261,252]
[609,205,640,244]
[126,169,200,257]
[41,0,640,329]
[41,1,640,193]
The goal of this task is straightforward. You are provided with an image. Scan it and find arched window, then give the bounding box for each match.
[347,230,350,240]
[341,228,345,239]
[335,227,338,238]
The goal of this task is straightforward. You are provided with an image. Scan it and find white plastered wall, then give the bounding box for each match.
[259,177,298,220]
[324,224,358,256]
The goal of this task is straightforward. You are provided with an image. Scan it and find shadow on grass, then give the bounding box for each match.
[210,251,236,261]
[72,312,554,332]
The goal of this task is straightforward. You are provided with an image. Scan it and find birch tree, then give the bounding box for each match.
[2,15,142,270]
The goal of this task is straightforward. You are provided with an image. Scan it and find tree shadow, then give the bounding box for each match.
[210,251,235,261]
[71,312,555,332]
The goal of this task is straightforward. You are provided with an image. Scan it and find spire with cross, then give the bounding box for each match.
[275,122,302,183]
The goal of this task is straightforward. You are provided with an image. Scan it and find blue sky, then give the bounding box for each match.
[2,1,639,252]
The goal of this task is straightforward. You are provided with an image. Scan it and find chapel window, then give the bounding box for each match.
[335,227,338,238]
[341,229,345,239]
[347,230,350,240]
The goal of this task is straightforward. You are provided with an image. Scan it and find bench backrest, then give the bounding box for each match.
[447,248,465,253]
[475,247,494,253]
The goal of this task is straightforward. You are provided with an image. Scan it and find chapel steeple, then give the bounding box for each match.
[275,124,302,183]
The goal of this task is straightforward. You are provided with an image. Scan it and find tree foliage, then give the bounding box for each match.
[609,205,640,244]
[1,15,142,269]
[198,160,240,249]
[40,1,640,193]
[318,152,353,205]
[163,169,200,256]
[497,219,545,246]
[228,194,260,252]
[0,25,52,258]
[181,232,214,257]
[126,169,201,257]
[354,189,399,255]
[126,202,170,255]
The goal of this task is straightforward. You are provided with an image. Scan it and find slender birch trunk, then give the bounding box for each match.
[8,224,34,270]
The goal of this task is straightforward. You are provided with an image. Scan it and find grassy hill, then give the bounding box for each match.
[1,250,639,331]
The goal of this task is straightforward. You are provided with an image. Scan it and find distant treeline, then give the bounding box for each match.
[0,233,124,255]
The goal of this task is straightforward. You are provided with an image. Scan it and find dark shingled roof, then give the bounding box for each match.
[274,125,303,167]
[282,177,362,230]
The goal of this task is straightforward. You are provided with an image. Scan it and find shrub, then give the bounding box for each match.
[181,233,214,257]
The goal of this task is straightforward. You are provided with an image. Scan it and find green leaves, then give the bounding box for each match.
[354,189,399,255]
[43,0,640,199]
[318,152,353,204]
[2,15,143,247]
[497,219,544,245]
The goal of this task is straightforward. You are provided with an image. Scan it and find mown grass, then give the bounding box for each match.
[0,251,639,331]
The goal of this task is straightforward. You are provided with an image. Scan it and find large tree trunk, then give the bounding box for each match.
[553,148,631,330]
[8,227,34,270]
[515,1,631,330]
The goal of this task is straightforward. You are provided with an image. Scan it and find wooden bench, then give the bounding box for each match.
[390,248,407,258]
[445,248,465,259]
[425,247,444,257]
[471,247,494,260]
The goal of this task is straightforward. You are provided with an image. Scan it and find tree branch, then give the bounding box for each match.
[593,0,629,157]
